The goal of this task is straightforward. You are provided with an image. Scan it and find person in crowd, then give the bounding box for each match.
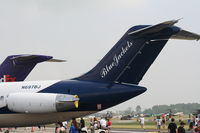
[89,118,94,133]
[62,121,68,131]
[97,121,102,129]
[38,125,41,131]
[100,117,107,129]
[80,118,85,129]
[195,116,199,126]
[168,118,177,133]
[69,119,79,133]
[195,121,200,133]
[178,115,183,123]
[156,116,162,132]
[189,119,195,131]
[93,117,98,124]
[89,117,98,133]
[139,115,145,130]
[56,122,66,133]
[178,121,186,133]
[162,117,166,129]
[89,118,93,127]
[107,119,112,133]
[94,117,99,129]
[37,125,45,131]
[166,115,170,122]
[55,123,59,133]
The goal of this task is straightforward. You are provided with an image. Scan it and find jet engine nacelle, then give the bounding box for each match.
[6,93,79,113]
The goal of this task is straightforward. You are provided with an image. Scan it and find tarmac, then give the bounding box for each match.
[0,127,169,133]
[0,127,194,133]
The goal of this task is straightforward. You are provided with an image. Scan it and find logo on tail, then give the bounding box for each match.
[0,75,16,82]
[100,41,134,78]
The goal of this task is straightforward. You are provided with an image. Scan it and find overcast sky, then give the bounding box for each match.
[0,0,200,111]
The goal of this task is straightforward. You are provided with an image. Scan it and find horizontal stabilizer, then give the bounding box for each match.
[47,59,66,62]
[128,19,180,36]
[10,55,66,63]
[171,29,200,41]
[10,55,52,62]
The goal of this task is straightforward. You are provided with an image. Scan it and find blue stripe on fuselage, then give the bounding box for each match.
[39,80,147,111]
[0,80,146,114]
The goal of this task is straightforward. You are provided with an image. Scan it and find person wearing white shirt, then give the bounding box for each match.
[100,118,107,129]
[139,116,145,129]
[156,116,162,132]
[62,121,68,129]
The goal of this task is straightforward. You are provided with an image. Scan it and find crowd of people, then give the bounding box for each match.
[2,114,200,133]
[55,118,85,133]
[0,117,111,133]
[139,114,200,133]
[55,117,111,133]
[167,117,198,133]
[88,117,111,133]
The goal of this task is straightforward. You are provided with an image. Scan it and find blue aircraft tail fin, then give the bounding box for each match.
[0,54,65,82]
[76,20,200,84]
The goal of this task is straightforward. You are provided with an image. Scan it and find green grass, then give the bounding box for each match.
[111,121,160,129]
[110,118,188,129]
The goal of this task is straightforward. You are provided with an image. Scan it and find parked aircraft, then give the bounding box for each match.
[0,54,65,82]
[0,20,199,127]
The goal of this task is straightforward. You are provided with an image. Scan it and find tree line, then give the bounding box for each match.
[94,103,200,117]
[113,103,200,116]
[142,103,200,114]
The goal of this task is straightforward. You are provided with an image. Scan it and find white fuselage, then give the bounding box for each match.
[0,80,96,127]
[0,80,59,108]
